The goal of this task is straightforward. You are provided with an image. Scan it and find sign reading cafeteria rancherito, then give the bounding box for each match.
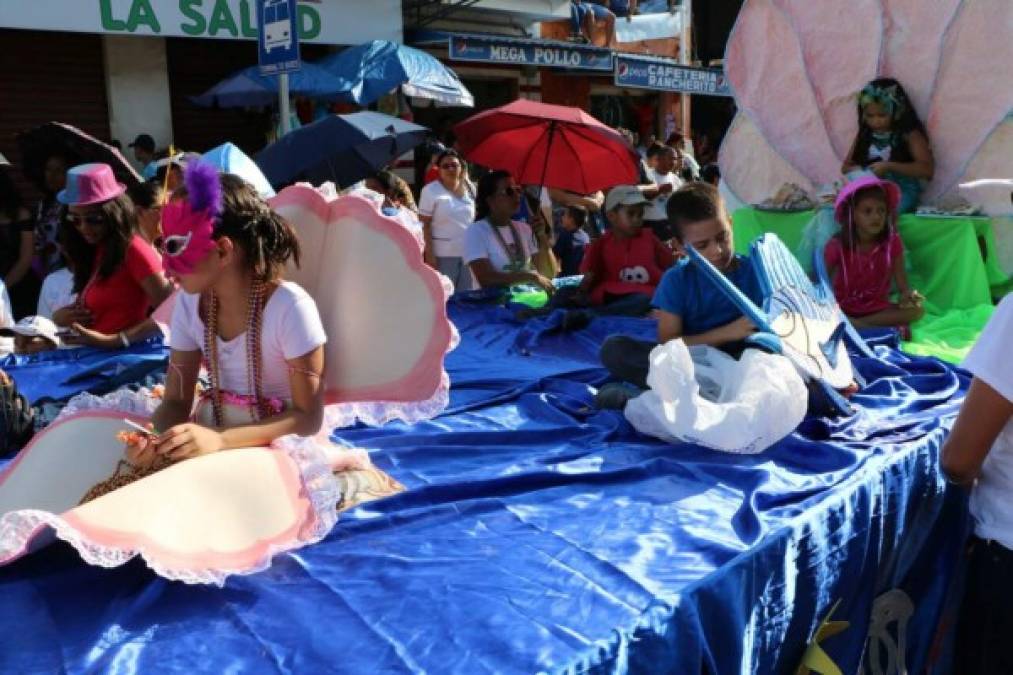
[0,0,402,44]
[615,54,732,97]
[450,34,613,72]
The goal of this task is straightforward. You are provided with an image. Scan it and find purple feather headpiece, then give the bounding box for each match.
[183,160,223,219]
[160,160,223,276]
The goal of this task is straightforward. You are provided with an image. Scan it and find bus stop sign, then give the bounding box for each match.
[257,0,301,76]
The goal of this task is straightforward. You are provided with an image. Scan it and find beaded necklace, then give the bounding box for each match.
[487,218,528,272]
[201,278,268,426]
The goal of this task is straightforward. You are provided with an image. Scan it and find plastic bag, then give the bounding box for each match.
[624,340,808,454]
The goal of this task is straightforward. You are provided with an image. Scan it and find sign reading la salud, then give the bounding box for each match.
[97,0,322,40]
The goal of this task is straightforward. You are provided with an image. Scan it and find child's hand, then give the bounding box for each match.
[125,438,158,469]
[153,423,224,461]
[529,272,556,296]
[869,162,890,178]
[725,316,758,342]
[899,289,925,309]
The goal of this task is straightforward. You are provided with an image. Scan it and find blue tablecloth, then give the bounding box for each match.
[0,303,968,674]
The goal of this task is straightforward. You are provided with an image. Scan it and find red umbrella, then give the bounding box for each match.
[453,100,639,194]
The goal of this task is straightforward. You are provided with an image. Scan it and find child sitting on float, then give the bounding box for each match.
[573,185,675,316]
[842,78,934,213]
[597,182,765,407]
[824,176,924,338]
[0,315,60,354]
[128,166,327,466]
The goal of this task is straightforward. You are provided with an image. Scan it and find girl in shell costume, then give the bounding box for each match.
[0,163,455,585]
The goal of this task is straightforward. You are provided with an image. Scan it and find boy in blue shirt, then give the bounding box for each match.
[598,182,764,406]
[553,206,590,277]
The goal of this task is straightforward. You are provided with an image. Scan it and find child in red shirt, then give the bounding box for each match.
[824,176,924,336]
[576,185,675,315]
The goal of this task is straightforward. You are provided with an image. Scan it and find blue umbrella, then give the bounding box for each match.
[202,142,275,197]
[191,63,347,108]
[318,40,474,107]
[255,111,429,188]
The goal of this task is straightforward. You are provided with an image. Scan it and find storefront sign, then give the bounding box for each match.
[450,34,613,72]
[615,55,732,97]
[0,0,402,45]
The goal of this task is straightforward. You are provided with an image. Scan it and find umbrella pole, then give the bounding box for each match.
[538,121,557,189]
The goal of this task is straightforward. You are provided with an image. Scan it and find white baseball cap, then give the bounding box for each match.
[605,185,649,212]
[0,315,60,346]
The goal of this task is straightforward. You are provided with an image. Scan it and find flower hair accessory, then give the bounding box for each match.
[859,83,905,120]
[159,161,223,276]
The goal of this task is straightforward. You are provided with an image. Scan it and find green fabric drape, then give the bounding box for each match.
[732,208,1010,362]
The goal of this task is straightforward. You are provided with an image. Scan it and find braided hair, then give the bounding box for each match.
[215,174,301,282]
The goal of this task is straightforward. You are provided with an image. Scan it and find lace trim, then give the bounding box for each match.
[9,389,360,585]
[324,271,459,430]
[0,440,349,585]
[56,387,162,422]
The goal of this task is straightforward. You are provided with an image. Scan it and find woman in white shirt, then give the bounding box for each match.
[942,294,1013,674]
[464,170,554,294]
[417,150,476,292]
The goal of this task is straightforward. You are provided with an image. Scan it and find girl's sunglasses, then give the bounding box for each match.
[497,186,521,197]
[439,162,461,170]
[66,213,106,227]
[154,232,192,258]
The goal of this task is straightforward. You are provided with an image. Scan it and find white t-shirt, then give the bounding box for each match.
[645,168,682,221]
[681,153,701,179]
[962,295,1013,549]
[0,281,12,355]
[463,218,538,278]
[36,268,76,319]
[169,281,327,400]
[418,181,475,258]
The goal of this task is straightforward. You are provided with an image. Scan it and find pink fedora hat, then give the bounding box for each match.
[57,163,127,206]
[834,175,901,225]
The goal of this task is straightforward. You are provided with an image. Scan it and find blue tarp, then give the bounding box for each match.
[0,304,968,673]
[0,339,166,404]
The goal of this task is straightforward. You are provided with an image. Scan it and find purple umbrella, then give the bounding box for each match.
[17,122,143,190]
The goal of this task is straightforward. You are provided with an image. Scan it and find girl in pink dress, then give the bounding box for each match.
[824,176,924,336]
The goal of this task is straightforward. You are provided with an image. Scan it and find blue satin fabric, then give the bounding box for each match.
[0,339,167,404]
[0,306,968,674]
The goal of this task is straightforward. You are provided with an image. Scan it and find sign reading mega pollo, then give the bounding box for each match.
[0,0,402,44]
[450,34,613,72]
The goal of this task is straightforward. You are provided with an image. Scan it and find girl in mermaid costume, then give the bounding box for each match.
[842,78,935,214]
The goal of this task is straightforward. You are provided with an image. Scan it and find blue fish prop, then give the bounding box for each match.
[685,234,874,416]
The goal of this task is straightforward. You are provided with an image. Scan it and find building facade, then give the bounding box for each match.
[0,0,403,178]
